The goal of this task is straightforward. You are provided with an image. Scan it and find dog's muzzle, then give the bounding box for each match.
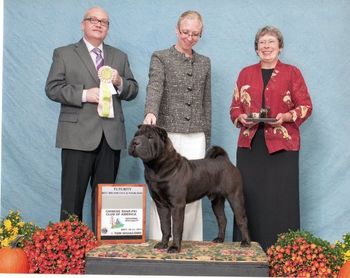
[128,138,141,156]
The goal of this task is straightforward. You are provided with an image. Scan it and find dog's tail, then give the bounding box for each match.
[205,146,229,159]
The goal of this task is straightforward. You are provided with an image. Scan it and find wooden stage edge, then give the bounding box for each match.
[86,240,269,277]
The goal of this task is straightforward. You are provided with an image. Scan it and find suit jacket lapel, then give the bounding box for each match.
[74,39,99,83]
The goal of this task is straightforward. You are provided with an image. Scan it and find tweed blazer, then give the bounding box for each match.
[45,39,138,151]
[145,46,211,146]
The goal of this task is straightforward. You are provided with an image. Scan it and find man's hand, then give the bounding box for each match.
[86,87,99,103]
[112,69,122,87]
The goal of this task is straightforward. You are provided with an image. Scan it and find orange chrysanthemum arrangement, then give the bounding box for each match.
[267,230,343,277]
[24,215,98,274]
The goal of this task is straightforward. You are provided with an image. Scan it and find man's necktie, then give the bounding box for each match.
[92,48,104,71]
[93,48,114,118]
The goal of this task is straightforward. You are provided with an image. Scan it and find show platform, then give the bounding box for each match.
[86,240,269,276]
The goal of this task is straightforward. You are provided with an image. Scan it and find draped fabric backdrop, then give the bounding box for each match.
[1,0,350,243]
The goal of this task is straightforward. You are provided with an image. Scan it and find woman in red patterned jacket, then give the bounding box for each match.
[230,26,312,251]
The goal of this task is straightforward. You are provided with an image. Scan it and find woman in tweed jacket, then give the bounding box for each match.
[144,11,211,241]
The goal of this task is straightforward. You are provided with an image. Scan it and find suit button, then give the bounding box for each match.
[187,72,192,76]
[186,102,191,106]
[187,87,192,91]
[185,116,190,121]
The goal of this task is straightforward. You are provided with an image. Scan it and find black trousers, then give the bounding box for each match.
[60,135,120,231]
[233,127,300,251]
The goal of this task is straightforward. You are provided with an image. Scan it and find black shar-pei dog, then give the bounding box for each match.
[129,124,250,253]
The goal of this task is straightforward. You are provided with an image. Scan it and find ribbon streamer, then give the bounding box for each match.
[97,66,117,118]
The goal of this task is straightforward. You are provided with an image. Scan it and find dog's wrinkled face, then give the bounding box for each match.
[128,124,168,162]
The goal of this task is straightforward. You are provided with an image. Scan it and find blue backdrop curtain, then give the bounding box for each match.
[1,0,350,243]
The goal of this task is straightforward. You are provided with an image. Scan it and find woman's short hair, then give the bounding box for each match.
[177,11,203,35]
[254,26,284,50]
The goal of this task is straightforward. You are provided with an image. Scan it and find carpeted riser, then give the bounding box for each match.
[86,258,268,276]
[85,240,269,276]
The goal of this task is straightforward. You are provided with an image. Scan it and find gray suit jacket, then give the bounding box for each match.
[46,39,138,151]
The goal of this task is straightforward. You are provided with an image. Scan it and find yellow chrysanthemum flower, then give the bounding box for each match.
[18,221,25,227]
[1,238,10,247]
[4,219,12,230]
[12,227,19,235]
[9,234,17,242]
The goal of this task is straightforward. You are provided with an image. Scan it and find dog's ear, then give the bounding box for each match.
[154,126,168,142]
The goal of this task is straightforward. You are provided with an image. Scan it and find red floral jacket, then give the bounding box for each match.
[230,60,312,154]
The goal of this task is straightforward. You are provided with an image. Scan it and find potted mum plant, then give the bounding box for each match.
[267,230,343,277]
[24,215,98,274]
[0,210,38,248]
[335,233,350,277]
[335,233,350,262]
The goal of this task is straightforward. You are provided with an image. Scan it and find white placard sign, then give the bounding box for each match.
[96,184,146,243]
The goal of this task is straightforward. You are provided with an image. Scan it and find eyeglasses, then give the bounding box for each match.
[179,30,201,39]
[258,39,277,46]
[84,17,109,27]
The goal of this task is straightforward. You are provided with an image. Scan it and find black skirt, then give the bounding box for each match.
[233,127,300,251]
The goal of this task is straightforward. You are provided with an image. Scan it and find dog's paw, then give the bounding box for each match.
[154,242,168,249]
[240,240,251,247]
[212,237,224,243]
[167,245,180,253]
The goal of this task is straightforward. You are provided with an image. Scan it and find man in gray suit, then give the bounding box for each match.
[45,6,138,229]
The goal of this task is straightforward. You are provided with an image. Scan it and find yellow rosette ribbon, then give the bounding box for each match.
[97,66,117,118]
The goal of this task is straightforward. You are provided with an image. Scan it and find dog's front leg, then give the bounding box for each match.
[154,204,171,249]
[167,206,185,253]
